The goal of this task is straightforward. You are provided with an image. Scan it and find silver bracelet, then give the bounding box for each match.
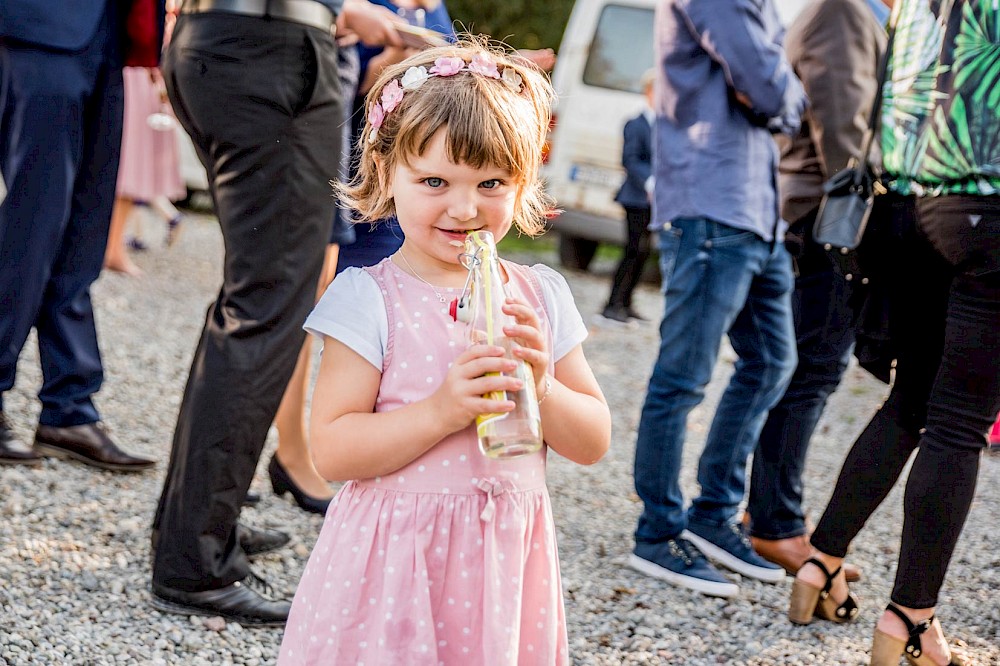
[537,376,553,405]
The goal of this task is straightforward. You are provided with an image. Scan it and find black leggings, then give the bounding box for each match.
[811,195,1000,608]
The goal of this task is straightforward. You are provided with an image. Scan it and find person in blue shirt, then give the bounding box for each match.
[629,0,807,598]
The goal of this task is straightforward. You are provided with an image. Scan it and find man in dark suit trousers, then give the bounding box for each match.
[600,69,655,325]
[745,0,891,577]
[0,0,160,471]
[149,0,403,626]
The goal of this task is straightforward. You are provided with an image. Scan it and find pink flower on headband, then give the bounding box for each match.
[368,102,385,130]
[380,79,405,114]
[468,54,500,79]
[430,56,465,77]
[368,54,527,142]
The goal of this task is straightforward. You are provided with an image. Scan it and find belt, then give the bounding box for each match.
[181,0,336,34]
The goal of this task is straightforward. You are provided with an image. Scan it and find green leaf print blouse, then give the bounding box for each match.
[881,0,1000,196]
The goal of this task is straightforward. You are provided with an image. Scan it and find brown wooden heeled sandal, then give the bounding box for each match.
[870,602,967,666]
[788,557,860,625]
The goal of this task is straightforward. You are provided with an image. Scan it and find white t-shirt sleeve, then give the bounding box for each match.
[531,263,588,362]
[304,268,388,371]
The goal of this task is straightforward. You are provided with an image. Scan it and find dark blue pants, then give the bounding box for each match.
[747,209,858,539]
[0,6,123,426]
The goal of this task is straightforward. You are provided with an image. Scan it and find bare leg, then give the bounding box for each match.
[103,197,142,276]
[272,244,340,499]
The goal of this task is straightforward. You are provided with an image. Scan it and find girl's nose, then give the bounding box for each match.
[447,192,478,222]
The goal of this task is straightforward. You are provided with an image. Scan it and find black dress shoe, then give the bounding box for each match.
[0,413,42,466]
[268,455,333,515]
[237,523,290,557]
[34,422,155,472]
[150,572,290,626]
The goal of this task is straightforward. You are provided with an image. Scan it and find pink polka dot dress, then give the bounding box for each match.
[279,258,575,665]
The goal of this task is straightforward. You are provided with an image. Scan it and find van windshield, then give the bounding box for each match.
[582,4,655,94]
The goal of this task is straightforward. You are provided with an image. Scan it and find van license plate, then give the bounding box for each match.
[569,164,621,189]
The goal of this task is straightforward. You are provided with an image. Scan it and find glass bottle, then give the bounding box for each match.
[460,230,543,459]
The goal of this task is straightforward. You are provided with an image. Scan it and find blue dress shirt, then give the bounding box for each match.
[652,0,807,242]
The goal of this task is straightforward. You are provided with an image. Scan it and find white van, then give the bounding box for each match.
[542,0,813,269]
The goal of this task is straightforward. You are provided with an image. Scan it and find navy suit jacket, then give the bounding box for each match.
[614,113,653,210]
[0,0,164,59]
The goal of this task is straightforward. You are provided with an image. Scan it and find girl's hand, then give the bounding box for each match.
[502,297,550,396]
[431,344,525,434]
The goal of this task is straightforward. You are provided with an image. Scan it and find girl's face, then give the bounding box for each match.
[390,129,518,277]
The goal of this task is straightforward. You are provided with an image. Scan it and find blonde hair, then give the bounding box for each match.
[339,38,555,236]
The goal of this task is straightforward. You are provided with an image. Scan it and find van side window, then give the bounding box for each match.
[582,4,655,93]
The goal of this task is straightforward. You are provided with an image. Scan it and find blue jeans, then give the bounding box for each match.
[747,213,858,540]
[634,218,796,544]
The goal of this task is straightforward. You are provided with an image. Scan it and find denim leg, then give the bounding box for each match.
[635,219,773,543]
[748,263,856,539]
[689,240,796,527]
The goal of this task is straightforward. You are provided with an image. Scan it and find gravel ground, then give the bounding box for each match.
[1,212,998,665]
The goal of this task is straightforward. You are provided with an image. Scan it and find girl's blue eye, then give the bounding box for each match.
[481,179,502,190]
[424,177,444,188]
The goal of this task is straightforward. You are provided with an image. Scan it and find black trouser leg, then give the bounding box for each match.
[151,14,341,591]
[810,397,921,557]
[607,206,651,309]
[810,196,948,558]
[892,197,1000,607]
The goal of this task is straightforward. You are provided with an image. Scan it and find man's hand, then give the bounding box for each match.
[339,0,405,47]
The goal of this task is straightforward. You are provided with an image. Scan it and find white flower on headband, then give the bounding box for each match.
[429,56,465,76]
[468,53,501,79]
[401,65,430,90]
[501,67,523,92]
[380,79,405,113]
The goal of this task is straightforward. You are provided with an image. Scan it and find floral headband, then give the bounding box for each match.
[367,54,525,144]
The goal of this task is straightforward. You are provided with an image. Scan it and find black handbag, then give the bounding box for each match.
[814,164,877,251]
[813,18,896,257]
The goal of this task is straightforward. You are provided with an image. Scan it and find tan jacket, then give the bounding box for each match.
[777,0,888,225]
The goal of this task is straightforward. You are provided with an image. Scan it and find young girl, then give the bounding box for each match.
[278,42,611,665]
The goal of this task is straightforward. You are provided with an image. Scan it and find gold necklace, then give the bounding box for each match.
[396,251,448,304]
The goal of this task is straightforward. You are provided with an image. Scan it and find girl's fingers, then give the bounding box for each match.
[458,355,518,380]
[511,344,546,365]
[502,299,540,326]
[503,323,543,345]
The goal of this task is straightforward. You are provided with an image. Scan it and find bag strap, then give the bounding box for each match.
[851,9,899,187]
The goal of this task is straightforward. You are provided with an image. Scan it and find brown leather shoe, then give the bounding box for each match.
[34,422,156,472]
[0,413,43,465]
[751,534,861,583]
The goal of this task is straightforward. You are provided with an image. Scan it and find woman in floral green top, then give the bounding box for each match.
[788,1,998,664]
